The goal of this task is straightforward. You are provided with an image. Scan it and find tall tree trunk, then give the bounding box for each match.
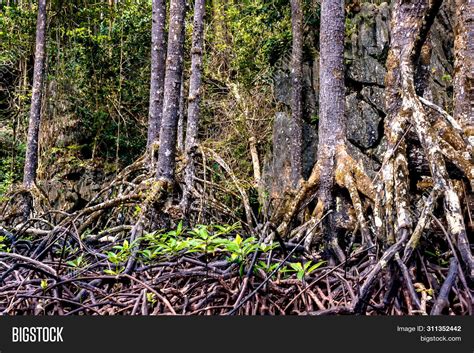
[379,0,441,248]
[156,0,186,183]
[353,0,474,314]
[276,0,374,255]
[375,0,473,275]
[289,0,303,188]
[316,0,346,260]
[177,70,186,152]
[453,0,473,148]
[181,0,206,214]
[23,0,46,192]
[147,0,167,149]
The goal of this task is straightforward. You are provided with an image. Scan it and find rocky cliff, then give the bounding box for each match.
[264,1,455,198]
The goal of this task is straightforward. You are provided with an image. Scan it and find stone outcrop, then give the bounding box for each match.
[263,112,318,199]
[264,1,455,197]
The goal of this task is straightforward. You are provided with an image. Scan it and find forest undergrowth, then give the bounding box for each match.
[0,0,472,316]
[0,146,472,316]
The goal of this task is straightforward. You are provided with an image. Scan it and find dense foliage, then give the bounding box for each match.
[0,1,299,195]
[0,0,472,317]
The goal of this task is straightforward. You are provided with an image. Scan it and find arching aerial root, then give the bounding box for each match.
[373,62,473,279]
[357,74,474,315]
[274,144,375,258]
[352,0,474,316]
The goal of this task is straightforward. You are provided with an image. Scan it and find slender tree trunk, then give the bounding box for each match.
[453,0,473,148]
[23,0,46,190]
[156,0,187,183]
[289,0,303,188]
[181,0,206,214]
[177,71,186,152]
[147,0,167,149]
[316,0,346,259]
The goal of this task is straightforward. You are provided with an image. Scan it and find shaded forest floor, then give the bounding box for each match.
[0,223,471,315]
[0,154,472,316]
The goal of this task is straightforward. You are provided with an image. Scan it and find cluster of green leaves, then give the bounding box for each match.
[345,17,357,37]
[255,259,325,281]
[98,222,325,281]
[47,1,151,164]
[0,160,14,202]
[0,4,36,64]
[0,235,10,252]
[137,222,274,274]
[219,0,291,84]
[282,260,325,281]
[66,254,85,268]
[214,0,321,85]
[104,239,132,275]
[0,5,33,196]
[1,2,151,174]
[0,135,25,201]
[101,222,261,275]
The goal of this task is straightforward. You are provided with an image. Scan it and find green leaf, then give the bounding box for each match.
[176,220,183,235]
[234,234,242,246]
[104,269,117,275]
[239,263,245,277]
[146,292,157,304]
[226,242,240,252]
[289,262,303,272]
[307,261,325,274]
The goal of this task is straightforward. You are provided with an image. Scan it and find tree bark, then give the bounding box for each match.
[414,37,433,97]
[289,0,304,188]
[147,0,167,149]
[177,70,186,152]
[23,0,47,190]
[156,0,187,183]
[316,0,346,259]
[276,0,374,257]
[181,0,206,214]
[453,0,473,148]
[376,0,473,276]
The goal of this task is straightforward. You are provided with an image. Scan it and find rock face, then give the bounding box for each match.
[263,112,318,198]
[346,93,382,149]
[263,1,455,196]
[274,60,318,117]
[346,3,390,87]
[39,153,112,213]
[344,2,389,152]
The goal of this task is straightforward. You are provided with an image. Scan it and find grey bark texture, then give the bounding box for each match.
[177,70,186,152]
[453,0,473,146]
[156,0,187,182]
[378,0,440,248]
[23,0,47,189]
[289,0,303,188]
[182,0,206,214]
[316,0,346,235]
[147,0,167,148]
[379,0,473,276]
